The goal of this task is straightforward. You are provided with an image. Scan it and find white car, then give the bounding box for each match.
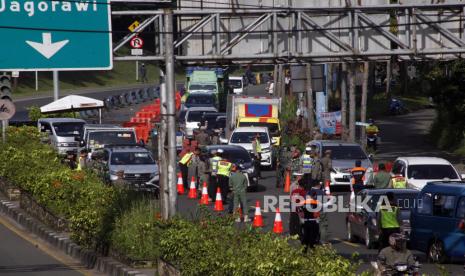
[229,76,245,94]
[391,157,463,190]
[184,107,218,137]
[228,127,274,167]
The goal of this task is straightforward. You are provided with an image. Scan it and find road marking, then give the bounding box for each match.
[333,238,360,248]
[0,215,91,276]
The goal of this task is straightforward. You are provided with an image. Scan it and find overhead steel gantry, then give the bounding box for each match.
[113,2,465,64]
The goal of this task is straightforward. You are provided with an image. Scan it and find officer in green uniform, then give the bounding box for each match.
[228,164,250,222]
[290,146,301,182]
[197,153,210,196]
[276,146,291,188]
[378,192,400,250]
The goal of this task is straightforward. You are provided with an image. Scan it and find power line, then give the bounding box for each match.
[0,17,463,34]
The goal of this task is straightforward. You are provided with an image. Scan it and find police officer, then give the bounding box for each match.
[390,174,407,189]
[310,181,330,245]
[228,164,250,222]
[76,150,87,171]
[350,160,367,194]
[179,147,193,190]
[188,148,202,189]
[209,150,222,200]
[195,128,211,147]
[251,133,262,178]
[378,192,401,250]
[290,146,301,182]
[198,151,210,196]
[217,155,232,203]
[276,146,291,188]
[300,147,314,176]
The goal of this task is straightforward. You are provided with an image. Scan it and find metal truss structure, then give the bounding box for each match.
[113,2,465,64]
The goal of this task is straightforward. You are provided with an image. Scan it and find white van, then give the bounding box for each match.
[38,118,86,155]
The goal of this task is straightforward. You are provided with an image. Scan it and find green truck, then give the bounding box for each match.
[183,67,226,111]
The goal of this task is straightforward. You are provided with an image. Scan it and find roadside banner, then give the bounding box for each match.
[317,111,342,135]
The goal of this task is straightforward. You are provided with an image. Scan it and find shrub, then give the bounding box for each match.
[111,200,164,261]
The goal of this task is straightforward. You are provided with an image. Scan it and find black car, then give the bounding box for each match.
[346,188,419,249]
[205,145,258,191]
[185,93,218,109]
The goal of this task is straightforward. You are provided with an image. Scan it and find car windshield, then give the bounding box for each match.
[53,122,84,137]
[186,95,215,105]
[189,84,216,91]
[88,131,136,147]
[407,164,459,180]
[187,111,216,122]
[230,132,269,144]
[229,79,242,88]
[111,152,155,165]
[238,122,279,135]
[323,145,367,160]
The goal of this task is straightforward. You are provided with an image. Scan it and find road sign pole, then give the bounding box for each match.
[53,71,59,101]
[136,61,139,81]
[164,9,177,218]
[35,71,39,91]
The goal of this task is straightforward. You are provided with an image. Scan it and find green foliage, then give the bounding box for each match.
[111,200,164,261]
[27,106,78,122]
[0,126,115,250]
[159,211,360,276]
[279,97,311,150]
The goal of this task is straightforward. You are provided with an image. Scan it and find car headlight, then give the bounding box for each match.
[109,171,118,181]
[57,143,69,147]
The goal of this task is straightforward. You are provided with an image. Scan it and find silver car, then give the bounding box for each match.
[307,140,373,187]
[94,145,159,188]
[38,118,86,155]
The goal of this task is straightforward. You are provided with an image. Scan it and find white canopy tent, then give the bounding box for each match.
[40,95,104,123]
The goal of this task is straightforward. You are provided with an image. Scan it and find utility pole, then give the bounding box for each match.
[361,61,369,147]
[348,63,356,142]
[164,8,177,218]
[158,73,169,219]
[306,63,314,132]
[340,63,348,139]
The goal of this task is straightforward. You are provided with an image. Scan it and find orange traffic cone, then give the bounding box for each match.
[188,176,197,199]
[214,187,224,211]
[273,208,283,234]
[324,180,331,196]
[252,201,264,228]
[177,173,184,195]
[199,182,209,205]
[284,170,291,193]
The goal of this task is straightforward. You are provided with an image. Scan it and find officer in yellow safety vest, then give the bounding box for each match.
[366,118,379,135]
[209,149,223,199]
[300,147,314,175]
[76,150,88,171]
[378,192,400,251]
[251,134,262,178]
[390,174,407,189]
[179,148,194,190]
[217,156,232,204]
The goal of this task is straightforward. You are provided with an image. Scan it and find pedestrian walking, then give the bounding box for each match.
[139,63,148,83]
[178,146,193,190]
[378,192,401,251]
[373,163,391,189]
[228,164,250,222]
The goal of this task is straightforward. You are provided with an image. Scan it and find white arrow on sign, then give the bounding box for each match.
[26,33,69,59]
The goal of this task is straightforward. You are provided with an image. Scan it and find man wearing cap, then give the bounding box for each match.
[228,164,250,222]
[178,146,193,190]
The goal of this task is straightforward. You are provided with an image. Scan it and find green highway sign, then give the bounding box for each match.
[0,0,112,71]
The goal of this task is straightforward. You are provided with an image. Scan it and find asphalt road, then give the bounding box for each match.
[174,86,464,274]
[0,216,85,276]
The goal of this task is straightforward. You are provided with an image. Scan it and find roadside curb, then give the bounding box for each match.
[0,199,147,276]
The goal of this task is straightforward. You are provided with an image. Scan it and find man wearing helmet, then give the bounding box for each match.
[377,233,417,275]
[366,118,380,151]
